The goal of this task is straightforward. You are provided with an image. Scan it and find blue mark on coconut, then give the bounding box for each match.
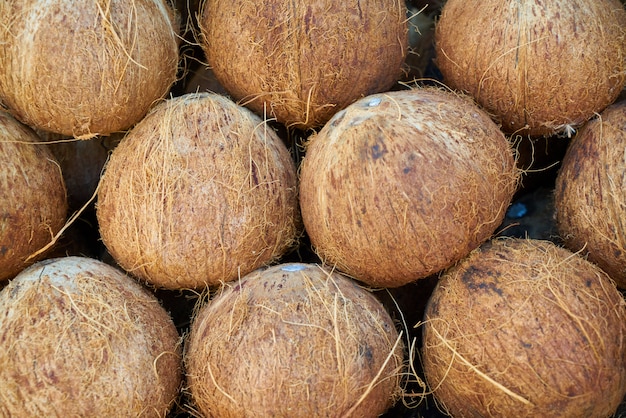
[281,264,307,272]
[366,97,382,107]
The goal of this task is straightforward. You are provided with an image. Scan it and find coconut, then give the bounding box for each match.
[555,99,626,288]
[434,0,626,137]
[197,0,408,130]
[298,87,519,288]
[0,0,180,137]
[0,256,182,417]
[0,110,68,282]
[184,262,405,417]
[421,238,626,417]
[96,92,300,290]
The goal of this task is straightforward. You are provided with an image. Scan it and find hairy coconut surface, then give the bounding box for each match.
[435,0,626,137]
[185,262,405,417]
[198,0,408,130]
[0,110,67,282]
[0,0,180,137]
[422,238,626,418]
[97,92,300,290]
[0,256,182,417]
[555,100,626,289]
[299,87,519,288]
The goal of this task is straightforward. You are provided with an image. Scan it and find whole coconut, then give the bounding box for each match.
[0,256,182,417]
[198,0,408,130]
[97,92,300,289]
[422,238,626,417]
[299,87,519,288]
[0,110,67,282]
[0,0,180,137]
[434,0,626,137]
[555,100,626,288]
[185,262,405,417]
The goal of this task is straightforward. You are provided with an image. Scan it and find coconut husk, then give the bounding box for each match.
[0,0,180,137]
[299,87,520,288]
[422,238,626,417]
[197,0,408,130]
[0,256,182,417]
[0,110,68,282]
[555,99,626,288]
[96,92,301,290]
[434,0,626,137]
[184,262,406,417]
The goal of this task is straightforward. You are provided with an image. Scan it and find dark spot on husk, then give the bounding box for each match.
[461,266,503,296]
[358,343,373,364]
[370,143,387,160]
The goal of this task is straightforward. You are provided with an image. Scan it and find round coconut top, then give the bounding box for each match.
[299,87,519,288]
[0,0,180,137]
[184,262,405,418]
[0,256,182,417]
[435,0,626,137]
[555,99,626,288]
[422,238,626,417]
[0,110,67,282]
[198,0,408,130]
[97,92,301,290]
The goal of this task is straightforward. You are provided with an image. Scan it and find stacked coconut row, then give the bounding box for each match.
[0,0,625,417]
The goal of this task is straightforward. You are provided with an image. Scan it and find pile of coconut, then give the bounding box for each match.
[0,0,625,416]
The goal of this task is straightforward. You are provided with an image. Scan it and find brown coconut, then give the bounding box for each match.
[0,110,67,282]
[197,0,408,130]
[434,0,626,137]
[0,0,180,137]
[0,256,182,417]
[555,99,626,288]
[184,262,405,417]
[96,92,300,290]
[298,87,519,288]
[422,238,626,417]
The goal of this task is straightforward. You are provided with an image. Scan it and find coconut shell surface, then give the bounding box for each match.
[435,0,626,137]
[97,93,300,290]
[0,256,182,417]
[555,100,626,288]
[422,238,626,417]
[198,0,408,130]
[299,88,519,288]
[0,0,180,137]
[184,262,405,417]
[0,111,67,282]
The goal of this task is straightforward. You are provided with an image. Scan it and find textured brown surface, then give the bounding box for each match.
[299,87,519,288]
[198,0,408,130]
[555,99,626,288]
[185,262,405,417]
[97,93,301,289]
[0,256,182,417]
[422,238,626,417]
[435,0,626,137]
[0,110,67,282]
[0,0,180,137]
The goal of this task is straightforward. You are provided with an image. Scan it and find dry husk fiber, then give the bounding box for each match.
[97,92,300,290]
[555,99,626,289]
[0,256,182,417]
[184,262,405,418]
[0,0,180,138]
[299,87,519,288]
[0,110,67,282]
[422,238,626,418]
[198,0,408,130]
[434,0,626,137]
